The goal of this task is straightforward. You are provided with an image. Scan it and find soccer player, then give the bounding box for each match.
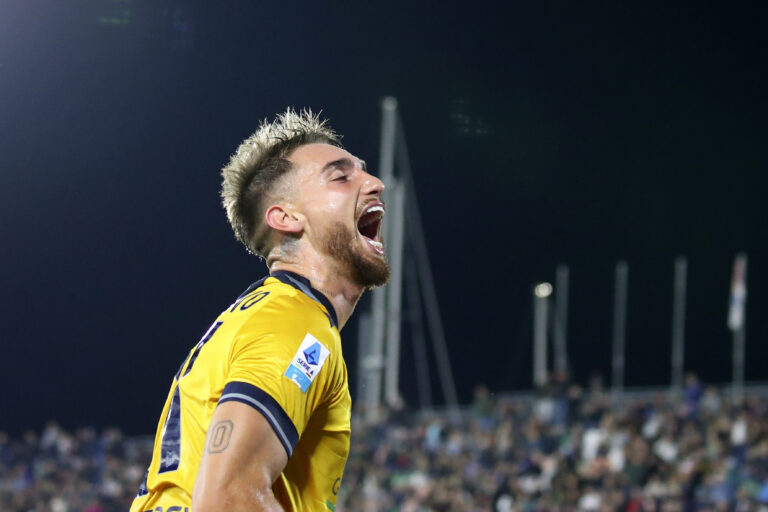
[130,109,389,512]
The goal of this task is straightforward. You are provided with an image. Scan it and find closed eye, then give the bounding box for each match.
[329,170,349,182]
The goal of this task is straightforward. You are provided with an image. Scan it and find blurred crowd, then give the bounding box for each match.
[341,375,768,512]
[3,375,768,512]
[0,425,148,512]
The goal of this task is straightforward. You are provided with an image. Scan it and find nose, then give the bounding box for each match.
[361,170,385,197]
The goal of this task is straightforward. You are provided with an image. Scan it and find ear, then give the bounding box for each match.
[265,204,304,235]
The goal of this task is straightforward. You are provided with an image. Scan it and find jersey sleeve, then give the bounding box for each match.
[218,295,338,458]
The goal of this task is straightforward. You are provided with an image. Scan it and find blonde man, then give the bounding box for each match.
[131,109,389,512]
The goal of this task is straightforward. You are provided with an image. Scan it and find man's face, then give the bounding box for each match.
[287,143,390,288]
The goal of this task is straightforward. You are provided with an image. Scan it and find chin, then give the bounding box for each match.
[353,256,391,289]
[323,222,391,289]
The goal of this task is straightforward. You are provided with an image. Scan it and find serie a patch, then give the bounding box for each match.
[284,333,331,393]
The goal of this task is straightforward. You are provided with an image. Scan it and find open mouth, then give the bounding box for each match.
[357,203,385,254]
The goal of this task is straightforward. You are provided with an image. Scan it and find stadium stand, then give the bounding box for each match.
[3,377,768,511]
[0,424,149,511]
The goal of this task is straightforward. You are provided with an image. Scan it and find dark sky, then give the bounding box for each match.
[1,1,766,435]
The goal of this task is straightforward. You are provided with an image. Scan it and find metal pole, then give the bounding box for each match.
[384,181,406,406]
[533,283,551,387]
[364,97,398,422]
[404,249,433,407]
[395,114,458,409]
[733,328,746,400]
[611,261,629,398]
[729,253,748,401]
[670,256,687,392]
[356,312,371,403]
[553,265,569,375]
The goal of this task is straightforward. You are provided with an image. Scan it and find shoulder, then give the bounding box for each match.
[251,279,333,332]
[225,277,338,355]
[225,277,323,324]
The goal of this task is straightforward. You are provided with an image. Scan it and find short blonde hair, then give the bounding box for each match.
[221,108,341,258]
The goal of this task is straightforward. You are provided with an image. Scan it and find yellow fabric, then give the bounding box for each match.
[130,275,350,512]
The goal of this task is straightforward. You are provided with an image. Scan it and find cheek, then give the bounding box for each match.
[319,200,342,214]
[303,201,351,238]
[308,193,350,217]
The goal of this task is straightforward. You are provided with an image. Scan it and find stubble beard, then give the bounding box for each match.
[323,221,390,289]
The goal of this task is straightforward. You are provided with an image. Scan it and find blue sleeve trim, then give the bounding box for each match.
[218,381,299,457]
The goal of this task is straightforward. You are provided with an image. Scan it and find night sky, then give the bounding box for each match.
[1,1,766,435]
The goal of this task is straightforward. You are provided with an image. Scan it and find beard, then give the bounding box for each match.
[322,221,390,289]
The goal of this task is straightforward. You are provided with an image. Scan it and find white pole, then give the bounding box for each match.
[553,265,569,375]
[384,181,406,406]
[611,261,629,398]
[378,96,398,185]
[403,251,433,407]
[670,256,687,392]
[729,253,748,400]
[533,282,552,388]
[395,115,458,409]
[364,97,398,422]
[733,328,746,400]
[355,312,372,411]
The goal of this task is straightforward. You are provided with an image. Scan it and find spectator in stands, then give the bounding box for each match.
[4,380,768,511]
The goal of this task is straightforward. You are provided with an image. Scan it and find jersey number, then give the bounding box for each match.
[158,321,223,473]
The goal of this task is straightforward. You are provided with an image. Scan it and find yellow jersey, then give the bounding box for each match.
[130,271,350,512]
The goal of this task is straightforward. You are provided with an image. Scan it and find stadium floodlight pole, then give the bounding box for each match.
[404,255,433,407]
[670,256,688,393]
[396,113,459,410]
[356,312,372,407]
[384,181,406,407]
[364,96,399,422]
[553,265,570,375]
[728,253,748,401]
[533,283,552,387]
[611,261,629,400]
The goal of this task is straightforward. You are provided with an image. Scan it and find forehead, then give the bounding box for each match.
[287,143,361,174]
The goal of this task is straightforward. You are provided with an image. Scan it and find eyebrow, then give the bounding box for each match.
[321,158,367,174]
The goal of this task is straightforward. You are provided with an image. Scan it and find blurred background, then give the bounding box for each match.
[1,1,766,510]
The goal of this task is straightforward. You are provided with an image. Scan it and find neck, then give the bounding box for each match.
[270,256,365,330]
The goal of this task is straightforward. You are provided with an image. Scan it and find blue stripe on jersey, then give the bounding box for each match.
[271,270,339,329]
[135,468,149,497]
[218,381,299,457]
[158,386,182,473]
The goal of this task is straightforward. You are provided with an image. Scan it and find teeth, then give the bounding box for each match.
[365,205,384,214]
[369,240,383,250]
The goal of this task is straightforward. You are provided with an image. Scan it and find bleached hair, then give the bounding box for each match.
[221,108,342,258]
